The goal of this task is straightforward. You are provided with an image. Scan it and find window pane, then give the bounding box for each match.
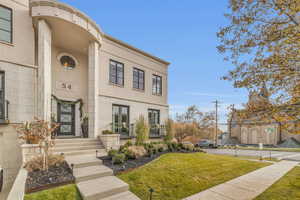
[0,29,10,43]
[0,7,11,20]
[0,19,10,32]
[117,78,123,85]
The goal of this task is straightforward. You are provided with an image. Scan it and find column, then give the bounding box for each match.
[88,41,100,138]
[37,20,52,121]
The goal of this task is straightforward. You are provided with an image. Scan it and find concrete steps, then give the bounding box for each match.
[61,138,140,200]
[74,165,113,183]
[77,176,129,200]
[101,191,140,200]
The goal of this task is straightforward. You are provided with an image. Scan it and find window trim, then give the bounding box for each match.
[152,74,162,96]
[133,67,145,91]
[109,59,124,86]
[112,104,130,138]
[0,5,13,44]
[0,71,5,122]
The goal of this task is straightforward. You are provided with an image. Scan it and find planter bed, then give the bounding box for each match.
[25,161,75,194]
[99,150,201,175]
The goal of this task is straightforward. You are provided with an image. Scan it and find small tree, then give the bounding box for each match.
[16,118,59,171]
[164,118,174,142]
[135,115,149,145]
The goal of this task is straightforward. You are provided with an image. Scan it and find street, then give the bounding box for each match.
[205,149,300,161]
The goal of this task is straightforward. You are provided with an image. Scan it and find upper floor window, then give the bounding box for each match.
[0,6,12,44]
[133,68,144,90]
[152,74,162,95]
[109,60,124,86]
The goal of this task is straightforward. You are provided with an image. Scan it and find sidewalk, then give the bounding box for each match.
[184,160,299,200]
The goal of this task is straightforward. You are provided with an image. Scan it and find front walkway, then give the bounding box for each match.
[184,160,299,200]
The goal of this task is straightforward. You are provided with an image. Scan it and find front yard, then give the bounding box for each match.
[118,153,270,200]
[24,184,82,200]
[255,166,300,200]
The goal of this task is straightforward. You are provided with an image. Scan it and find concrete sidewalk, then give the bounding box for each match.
[184,160,299,200]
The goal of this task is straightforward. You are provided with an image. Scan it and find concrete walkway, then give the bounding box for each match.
[184,160,299,200]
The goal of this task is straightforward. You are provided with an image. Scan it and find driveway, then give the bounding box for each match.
[205,149,300,161]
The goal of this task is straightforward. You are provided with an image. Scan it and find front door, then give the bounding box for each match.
[57,102,75,136]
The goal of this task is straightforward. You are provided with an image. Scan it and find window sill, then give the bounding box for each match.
[120,135,134,140]
[132,88,145,93]
[152,93,162,97]
[109,82,124,88]
[0,41,14,47]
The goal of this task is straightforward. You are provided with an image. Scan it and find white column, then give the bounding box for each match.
[37,20,52,121]
[88,41,100,138]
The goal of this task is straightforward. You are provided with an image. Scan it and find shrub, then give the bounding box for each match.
[183,143,195,151]
[164,119,174,142]
[108,149,118,159]
[127,146,147,159]
[135,116,149,145]
[194,147,205,152]
[24,154,65,172]
[124,141,133,147]
[112,153,126,164]
[102,130,114,135]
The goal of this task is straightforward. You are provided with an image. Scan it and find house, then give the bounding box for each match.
[228,87,300,145]
[0,0,169,193]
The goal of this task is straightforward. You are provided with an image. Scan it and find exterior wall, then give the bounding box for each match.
[98,95,169,137]
[99,38,168,106]
[0,0,35,66]
[0,61,36,194]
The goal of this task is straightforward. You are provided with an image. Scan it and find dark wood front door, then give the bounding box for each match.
[57,102,75,136]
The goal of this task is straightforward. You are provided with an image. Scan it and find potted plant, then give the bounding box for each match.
[99,129,120,150]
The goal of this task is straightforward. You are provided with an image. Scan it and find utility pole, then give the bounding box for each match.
[212,100,221,145]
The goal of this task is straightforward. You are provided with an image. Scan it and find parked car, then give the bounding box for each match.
[195,140,217,148]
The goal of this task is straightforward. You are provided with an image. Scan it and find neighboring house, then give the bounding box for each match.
[0,0,169,192]
[228,87,300,145]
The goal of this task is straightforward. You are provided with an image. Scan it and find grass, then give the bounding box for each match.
[118,153,270,200]
[255,167,300,200]
[24,184,82,200]
[230,155,278,162]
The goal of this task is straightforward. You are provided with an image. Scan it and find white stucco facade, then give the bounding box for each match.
[0,0,170,196]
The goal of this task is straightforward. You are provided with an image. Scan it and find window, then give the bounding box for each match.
[133,68,144,90]
[152,74,162,95]
[148,109,160,137]
[0,72,5,120]
[112,105,130,137]
[60,55,76,70]
[0,5,12,43]
[109,60,124,86]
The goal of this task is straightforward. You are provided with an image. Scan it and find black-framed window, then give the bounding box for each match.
[112,104,130,137]
[148,109,160,137]
[0,5,12,43]
[152,74,162,95]
[133,68,144,90]
[109,60,124,86]
[0,72,5,120]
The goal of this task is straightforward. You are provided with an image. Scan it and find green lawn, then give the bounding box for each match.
[24,184,82,200]
[118,153,270,200]
[255,167,300,200]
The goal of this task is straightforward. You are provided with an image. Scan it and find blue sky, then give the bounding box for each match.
[60,0,249,128]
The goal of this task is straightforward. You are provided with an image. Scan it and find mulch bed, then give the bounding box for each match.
[25,161,75,194]
[99,150,201,175]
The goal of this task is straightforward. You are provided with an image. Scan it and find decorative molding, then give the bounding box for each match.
[99,94,169,108]
[57,52,79,68]
[103,34,170,66]
[0,59,37,70]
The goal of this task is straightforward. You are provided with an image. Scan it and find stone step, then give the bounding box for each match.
[55,141,100,147]
[53,145,104,153]
[74,165,113,183]
[59,148,106,156]
[101,191,140,200]
[77,176,129,200]
[55,138,99,144]
[66,154,103,168]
